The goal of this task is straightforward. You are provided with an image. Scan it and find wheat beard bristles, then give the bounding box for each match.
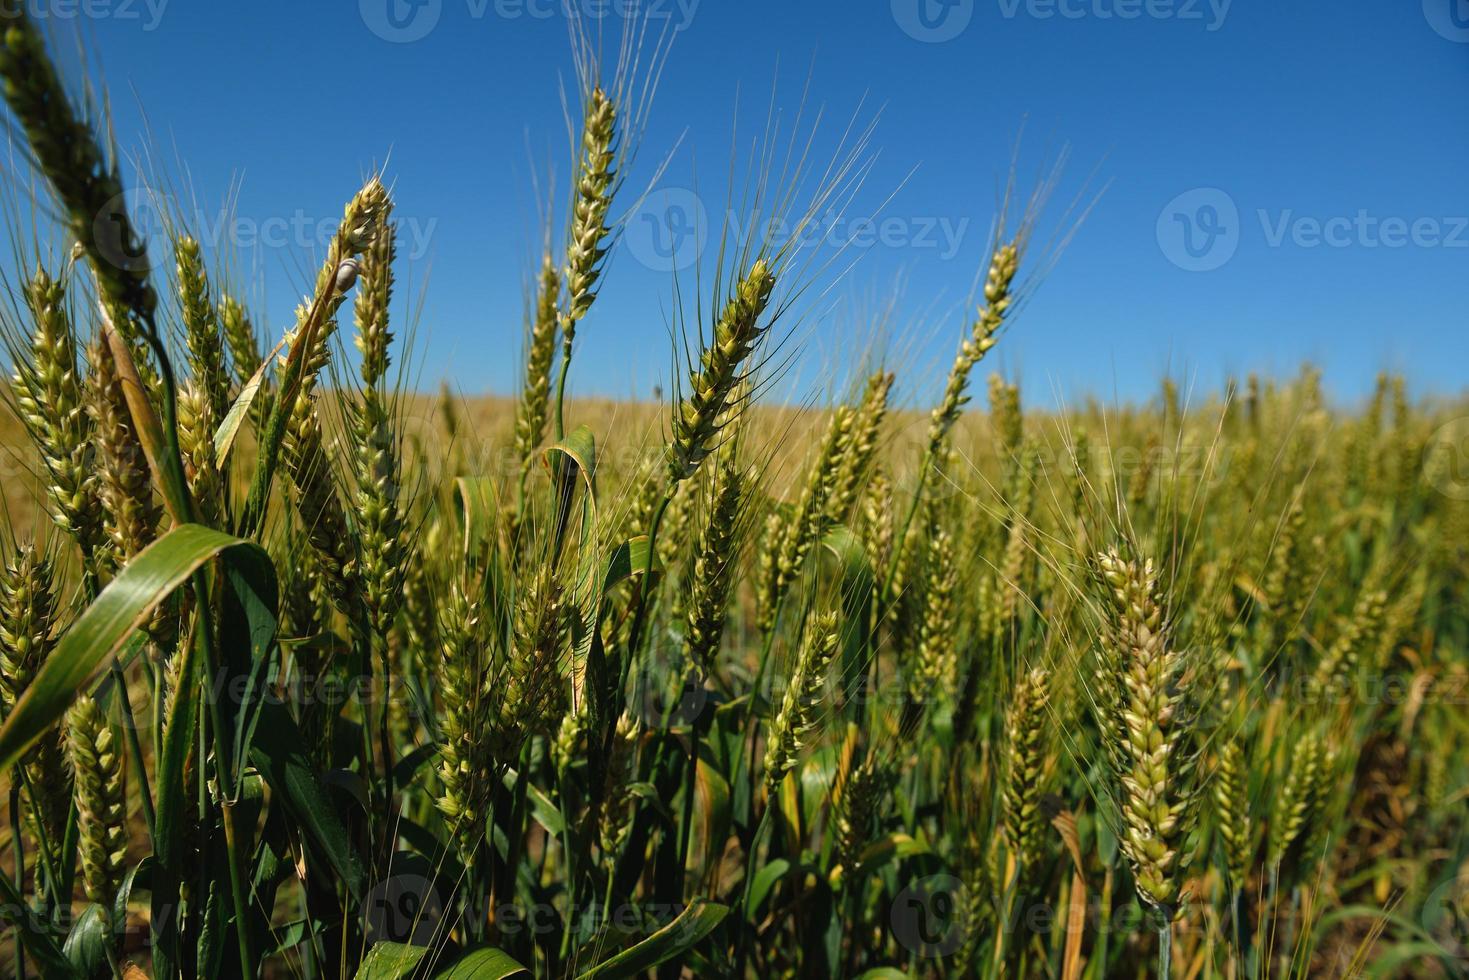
[1095,549,1197,913]
[926,242,1019,460]
[13,267,106,559]
[68,695,128,913]
[668,260,776,486]
[764,610,840,795]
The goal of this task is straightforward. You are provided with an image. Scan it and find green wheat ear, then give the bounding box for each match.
[1002,665,1051,875]
[68,695,128,913]
[1094,549,1200,914]
[764,610,840,795]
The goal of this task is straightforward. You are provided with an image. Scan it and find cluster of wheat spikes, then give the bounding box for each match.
[0,7,1465,979]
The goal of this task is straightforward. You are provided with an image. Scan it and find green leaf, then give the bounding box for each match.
[575,899,728,980]
[453,476,500,559]
[249,700,370,900]
[432,946,530,978]
[213,345,275,464]
[855,969,912,979]
[355,943,529,980]
[0,524,265,776]
[62,903,109,977]
[603,536,659,592]
[745,858,792,922]
[355,941,427,979]
[0,870,77,978]
[855,833,930,876]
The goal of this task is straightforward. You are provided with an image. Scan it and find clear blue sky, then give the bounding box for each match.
[35,0,1469,406]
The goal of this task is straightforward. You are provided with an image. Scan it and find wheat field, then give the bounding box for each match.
[0,4,1465,979]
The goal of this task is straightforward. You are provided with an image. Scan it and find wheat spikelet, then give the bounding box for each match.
[68,695,128,911]
[175,235,230,423]
[1268,729,1325,868]
[1307,587,1387,705]
[1094,549,1198,912]
[764,610,840,794]
[0,4,156,324]
[502,567,571,743]
[598,712,640,862]
[926,242,1020,459]
[1214,735,1252,891]
[352,221,406,637]
[1002,665,1051,872]
[828,371,894,523]
[12,267,106,559]
[435,581,491,860]
[759,405,850,631]
[668,260,776,484]
[561,86,617,348]
[176,380,222,527]
[835,754,887,874]
[88,335,161,561]
[988,372,1023,458]
[514,251,561,465]
[218,294,261,386]
[684,458,742,675]
[0,543,69,846]
[910,527,957,708]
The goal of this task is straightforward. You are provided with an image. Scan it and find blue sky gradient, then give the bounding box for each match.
[31,0,1469,406]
